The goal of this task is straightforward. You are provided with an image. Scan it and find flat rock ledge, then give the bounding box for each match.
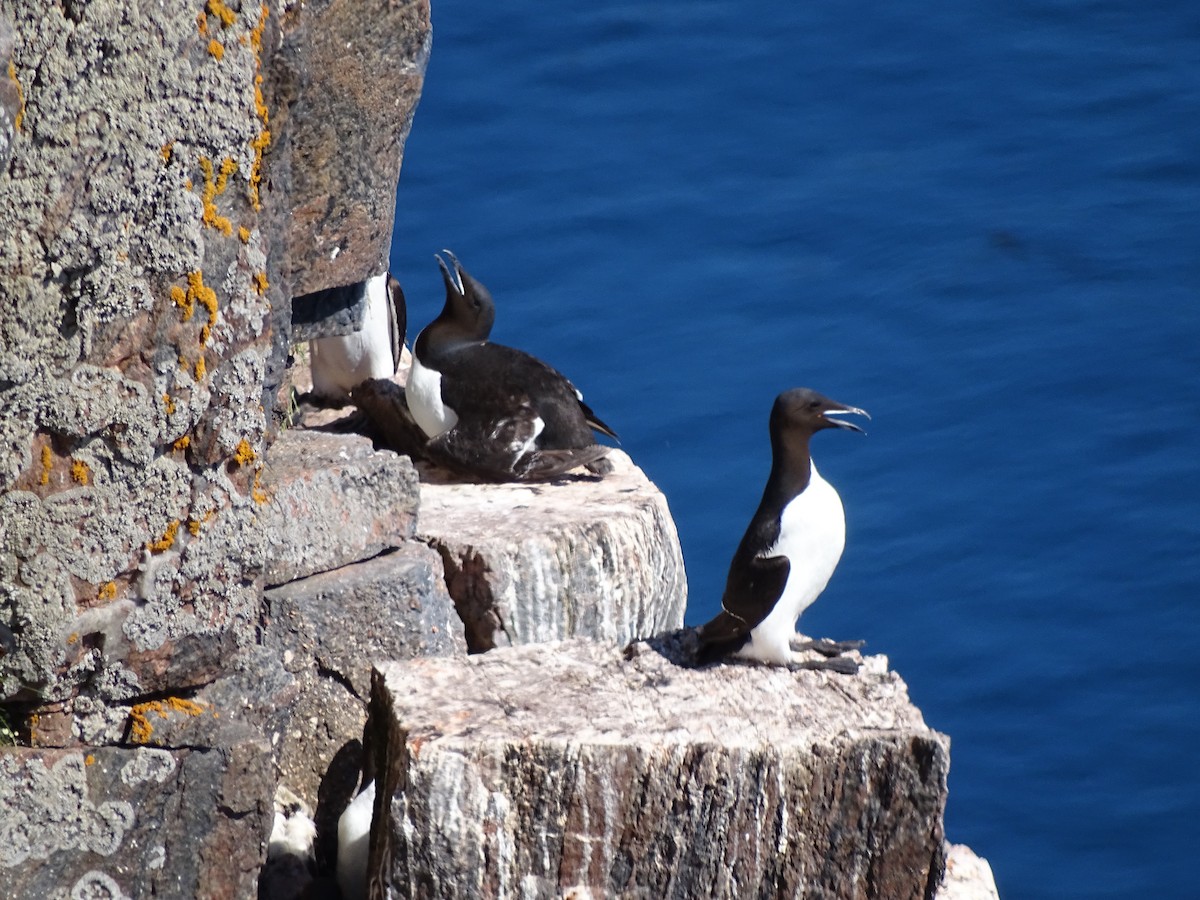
[417,450,687,651]
[365,638,950,900]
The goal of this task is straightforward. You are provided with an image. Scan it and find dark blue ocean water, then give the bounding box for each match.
[387,2,1200,896]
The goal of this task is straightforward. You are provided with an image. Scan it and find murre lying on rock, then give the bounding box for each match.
[697,388,869,674]
[405,250,617,481]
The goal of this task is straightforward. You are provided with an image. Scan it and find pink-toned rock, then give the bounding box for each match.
[366,638,949,900]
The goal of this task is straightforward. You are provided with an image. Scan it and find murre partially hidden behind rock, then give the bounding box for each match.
[308,273,406,404]
[697,388,869,674]
[405,251,617,481]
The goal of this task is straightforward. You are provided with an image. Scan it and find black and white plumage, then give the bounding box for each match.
[308,273,406,404]
[697,388,869,673]
[405,251,616,481]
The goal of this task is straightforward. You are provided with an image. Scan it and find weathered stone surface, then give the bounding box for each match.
[281,0,431,298]
[263,544,465,869]
[260,429,418,587]
[418,450,687,651]
[367,639,949,900]
[0,0,282,711]
[0,737,274,900]
[0,16,17,175]
[937,844,1000,900]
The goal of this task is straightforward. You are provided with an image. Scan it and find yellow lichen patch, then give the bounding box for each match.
[128,696,210,742]
[170,284,193,320]
[248,127,270,211]
[85,754,95,766]
[196,10,208,36]
[39,445,52,485]
[173,435,191,452]
[98,581,117,601]
[247,5,271,210]
[7,61,24,131]
[162,393,177,415]
[250,4,269,54]
[251,465,269,504]
[190,271,219,325]
[207,0,236,27]
[208,39,225,61]
[198,156,234,236]
[186,518,202,536]
[200,323,212,346]
[148,520,180,553]
[161,141,174,164]
[194,354,207,381]
[252,272,268,295]
[238,225,251,243]
[233,438,256,466]
[67,633,78,645]
[70,459,91,485]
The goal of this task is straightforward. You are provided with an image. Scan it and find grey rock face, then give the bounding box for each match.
[260,430,418,587]
[282,0,431,297]
[263,544,465,808]
[418,450,687,651]
[367,640,949,900]
[0,0,281,710]
[0,742,275,900]
[0,16,16,174]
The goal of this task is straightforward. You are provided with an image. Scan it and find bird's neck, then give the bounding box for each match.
[415,317,483,362]
[764,431,814,510]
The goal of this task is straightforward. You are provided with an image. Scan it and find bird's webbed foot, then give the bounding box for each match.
[785,655,860,676]
[789,637,866,657]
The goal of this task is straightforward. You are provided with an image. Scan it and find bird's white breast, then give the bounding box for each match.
[310,274,396,401]
[406,348,458,438]
[739,460,846,664]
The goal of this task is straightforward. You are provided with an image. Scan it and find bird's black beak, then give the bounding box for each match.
[823,404,870,434]
[435,250,465,296]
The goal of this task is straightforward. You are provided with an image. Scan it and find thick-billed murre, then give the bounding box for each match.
[697,388,869,673]
[406,251,616,481]
[309,273,406,404]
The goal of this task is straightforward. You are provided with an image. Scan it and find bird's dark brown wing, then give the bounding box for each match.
[696,552,790,660]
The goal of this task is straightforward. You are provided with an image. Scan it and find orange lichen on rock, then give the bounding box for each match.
[148,520,180,553]
[8,61,24,131]
[194,354,207,381]
[39,445,52,485]
[251,465,269,504]
[198,156,235,236]
[252,271,268,295]
[98,582,117,601]
[208,39,225,61]
[85,754,95,766]
[233,438,256,466]
[173,435,191,451]
[162,393,176,415]
[161,141,174,163]
[129,697,206,745]
[70,458,91,485]
[207,0,236,27]
[246,5,271,210]
[67,633,78,645]
[238,225,251,243]
[196,10,208,36]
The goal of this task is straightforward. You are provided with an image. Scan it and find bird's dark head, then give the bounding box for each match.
[772,388,870,438]
[435,250,495,341]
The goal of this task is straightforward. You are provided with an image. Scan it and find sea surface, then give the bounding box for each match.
[387,2,1200,896]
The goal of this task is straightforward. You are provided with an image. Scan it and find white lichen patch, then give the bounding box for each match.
[66,869,132,900]
[120,747,177,787]
[0,754,135,867]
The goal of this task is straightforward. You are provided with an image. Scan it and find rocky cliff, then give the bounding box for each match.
[0,4,995,899]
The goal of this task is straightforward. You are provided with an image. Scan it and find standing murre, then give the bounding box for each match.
[308,273,406,404]
[406,251,617,481]
[697,388,869,673]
